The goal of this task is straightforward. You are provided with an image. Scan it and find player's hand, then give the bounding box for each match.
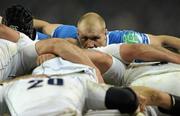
[131,86,163,107]
[132,90,147,116]
[36,53,56,65]
[132,92,147,113]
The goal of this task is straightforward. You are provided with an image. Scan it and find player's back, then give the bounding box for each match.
[2,76,82,116]
[32,57,97,79]
[3,63,98,116]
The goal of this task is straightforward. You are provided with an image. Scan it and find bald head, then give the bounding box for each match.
[77,12,107,48]
[77,12,106,32]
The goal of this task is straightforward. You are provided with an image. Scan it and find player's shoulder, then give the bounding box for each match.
[57,24,77,30]
[108,29,141,35]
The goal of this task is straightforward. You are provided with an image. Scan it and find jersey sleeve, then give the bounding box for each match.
[17,33,38,75]
[107,30,150,45]
[17,32,34,49]
[52,24,78,39]
[92,44,129,64]
[103,56,126,86]
[35,32,50,40]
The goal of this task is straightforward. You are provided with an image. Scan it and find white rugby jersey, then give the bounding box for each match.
[0,32,37,80]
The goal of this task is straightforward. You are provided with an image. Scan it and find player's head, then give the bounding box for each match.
[2,4,35,39]
[77,12,107,48]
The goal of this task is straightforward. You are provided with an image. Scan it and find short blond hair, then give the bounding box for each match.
[77,12,106,30]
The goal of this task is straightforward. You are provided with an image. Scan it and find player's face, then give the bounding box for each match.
[78,28,106,48]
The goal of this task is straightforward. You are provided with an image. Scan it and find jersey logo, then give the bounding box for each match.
[27,78,63,90]
[123,32,141,43]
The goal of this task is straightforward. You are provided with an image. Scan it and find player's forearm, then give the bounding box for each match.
[158,35,180,50]
[66,38,79,46]
[131,86,172,110]
[53,40,104,83]
[36,39,104,83]
[36,39,89,65]
[158,94,180,115]
[83,49,112,74]
[157,92,172,109]
[0,24,19,42]
[149,45,180,64]
[33,19,49,30]
[129,44,180,64]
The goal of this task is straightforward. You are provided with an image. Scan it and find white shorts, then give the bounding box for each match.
[123,62,180,96]
[3,73,94,116]
[131,72,180,96]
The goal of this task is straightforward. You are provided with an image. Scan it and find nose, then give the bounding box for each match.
[85,40,96,48]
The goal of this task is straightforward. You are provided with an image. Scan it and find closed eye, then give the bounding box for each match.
[80,36,100,41]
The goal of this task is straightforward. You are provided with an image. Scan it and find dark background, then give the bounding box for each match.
[1,0,180,36]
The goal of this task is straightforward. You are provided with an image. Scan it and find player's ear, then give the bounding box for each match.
[77,28,80,36]
[77,30,79,36]
[105,28,108,34]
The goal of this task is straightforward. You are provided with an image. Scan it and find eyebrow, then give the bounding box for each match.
[81,35,100,39]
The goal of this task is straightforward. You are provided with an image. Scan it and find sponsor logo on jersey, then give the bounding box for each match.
[123,32,141,43]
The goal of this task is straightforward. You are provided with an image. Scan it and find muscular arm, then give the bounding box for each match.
[132,86,180,115]
[131,86,171,109]
[94,44,180,64]
[148,34,180,51]
[0,24,34,48]
[33,18,49,29]
[33,19,59,36]
[120,44,180,64]
[35,38,104,83]
[66,38,79,46]
[83,49,113,74]
[0,24,19,42]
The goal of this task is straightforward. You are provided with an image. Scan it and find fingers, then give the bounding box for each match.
[133,106,145,116]
[36,55,42,65]
[138,95,147,112]
[131,86,155,115]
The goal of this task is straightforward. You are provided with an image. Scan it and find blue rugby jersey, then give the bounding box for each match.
[52,24,78,39]
[106,30,150,45]
[35,32,50,40]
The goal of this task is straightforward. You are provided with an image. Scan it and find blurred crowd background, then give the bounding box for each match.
[1,0,180,36]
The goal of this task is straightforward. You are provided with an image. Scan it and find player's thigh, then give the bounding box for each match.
[130,72,180,96]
